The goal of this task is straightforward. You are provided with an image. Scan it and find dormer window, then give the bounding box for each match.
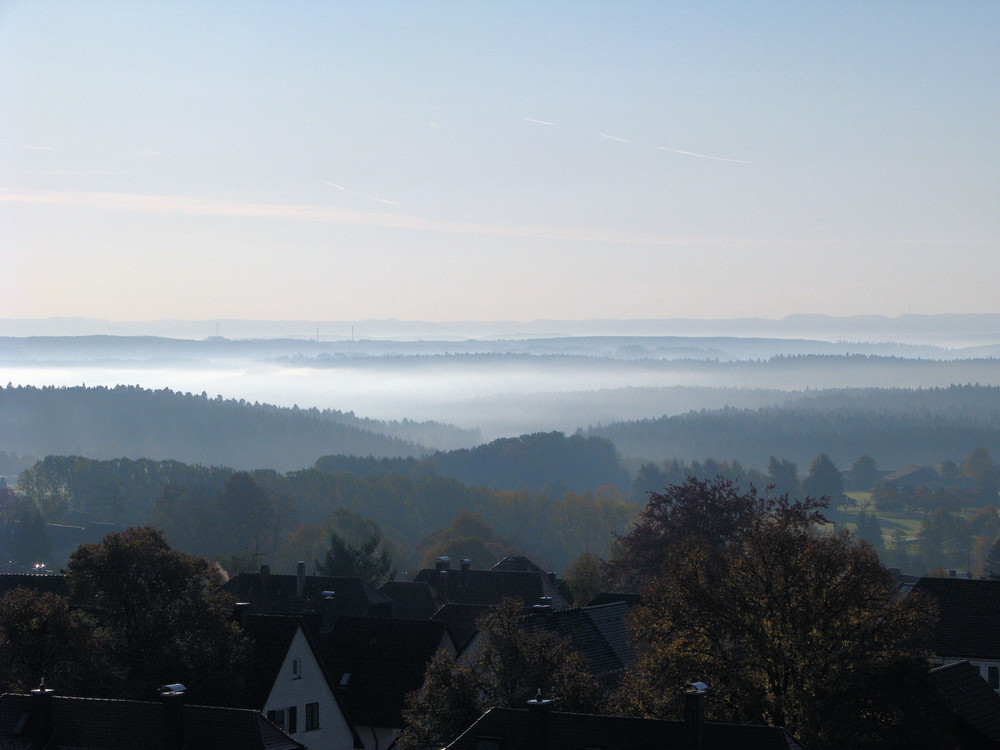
[292,657,301,679]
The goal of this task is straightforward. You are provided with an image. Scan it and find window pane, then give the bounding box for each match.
[306,702,320,730]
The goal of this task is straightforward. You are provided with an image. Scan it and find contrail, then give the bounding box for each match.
[655,145,752,165]
[600,133,629,142]
[322,179,402,206]
[523,118,557,126]
[321,179,361,196]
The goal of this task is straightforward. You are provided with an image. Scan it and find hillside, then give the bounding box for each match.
[0,384,435,472]
[588,384,1000,468]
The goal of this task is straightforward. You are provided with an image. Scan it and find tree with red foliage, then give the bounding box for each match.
[603,476,825,593]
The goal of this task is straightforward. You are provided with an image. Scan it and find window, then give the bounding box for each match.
[288,705,297,734]
[305,702,320,731]
[266,709,285,731]
[989,666,999,690]
[291,657,301,679]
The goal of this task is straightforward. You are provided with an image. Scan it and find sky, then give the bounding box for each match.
[1,1,998,323]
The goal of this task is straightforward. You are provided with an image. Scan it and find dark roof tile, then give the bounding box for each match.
[911,578,1000,660]
[414,567,568,609]
[446,708,803,750]
[929,660,1000,744]
[313,616,451,729]
[379,581,437,619]
[0,693,304,750]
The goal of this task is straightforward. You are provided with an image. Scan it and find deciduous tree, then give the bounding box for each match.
[612,489,944,749]
[0,587,114,695]
[398,599,601,750]
[66,527,247,703]
[603,476,825,593]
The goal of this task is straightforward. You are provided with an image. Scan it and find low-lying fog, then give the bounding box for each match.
[6,342,1000,439]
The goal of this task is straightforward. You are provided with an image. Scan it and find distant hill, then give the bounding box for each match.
[0,384,437,471]
[587,384,1000,469]
[316,432,632,494]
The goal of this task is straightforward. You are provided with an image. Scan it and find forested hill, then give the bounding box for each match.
[0,384,441,471]
[315,432,631,493]
[587,384,1000,469]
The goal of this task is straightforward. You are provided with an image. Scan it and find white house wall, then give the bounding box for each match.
[263,627,356,750]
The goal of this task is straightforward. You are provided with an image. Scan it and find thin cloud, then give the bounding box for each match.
[0,188,752,248]
[0,141,57,152]
[654,145,752,165]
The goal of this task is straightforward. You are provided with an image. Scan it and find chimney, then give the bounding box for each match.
[321,591,337,633]
[460,559,471,585]
[158,684,186,750]
[232,601,251,628]
[259,564,270,594]
[297,561,306,599]
[683,682,710,750]
[435,556,451,572]
[29,679,55,749]
[526,690,552,750]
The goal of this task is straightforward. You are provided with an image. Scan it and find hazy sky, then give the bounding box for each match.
[2,1,998,322]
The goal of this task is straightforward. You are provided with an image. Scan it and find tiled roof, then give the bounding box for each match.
[911,578,1000,660]
[379,581,438,619]
[445,707,804,750]
[582,602,635,672]
[586,592,642,608]
[413,567,568,609]
[930,660,1000,744]
[0,693,304,750]
[431,603,490,655]
[221,571,393,617]
[491,556,548,574]
[524,607,624,687]
[312,616,451,729]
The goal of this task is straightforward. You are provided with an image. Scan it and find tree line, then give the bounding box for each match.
[589,384,1000,467]
[8,451,637,576]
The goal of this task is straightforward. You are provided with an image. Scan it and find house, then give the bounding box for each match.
[222,563,394,618]
[911,577,1000,690]
[882,465,945,490]
[524,601,635,690]
[311,615,456,749]
[445,689,803,750]
[379,580,438,619]
[0,682,304,750]
[432,602,491,656]
[414,557,569,610]
[242,613,359,750]
[929,660,1000,748]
